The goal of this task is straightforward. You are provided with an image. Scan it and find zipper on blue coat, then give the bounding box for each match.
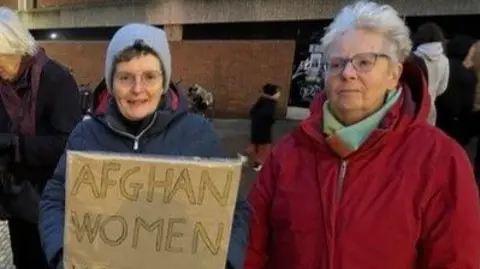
[133,139,139,150]
[107,113,158,152]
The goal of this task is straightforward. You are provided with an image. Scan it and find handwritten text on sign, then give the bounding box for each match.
[64,152,241,269]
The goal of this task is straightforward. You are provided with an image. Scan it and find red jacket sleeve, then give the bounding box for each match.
[419,141,480,268]
[244,152,278,269]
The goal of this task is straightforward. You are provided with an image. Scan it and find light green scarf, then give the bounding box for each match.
[323,89,401,157]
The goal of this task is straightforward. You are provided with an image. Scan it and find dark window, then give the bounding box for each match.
[406,15,479,39]
[28,15,478,41]
[183,21,299,40]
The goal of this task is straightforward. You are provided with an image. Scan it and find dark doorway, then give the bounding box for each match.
[288,14,479,108]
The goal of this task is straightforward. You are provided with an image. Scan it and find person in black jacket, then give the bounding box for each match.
[410,22,450,125]
[435,35,478,147]
[0,7,82,269]
[241,83,280,171]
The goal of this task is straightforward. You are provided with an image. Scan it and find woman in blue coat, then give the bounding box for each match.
[38,23,249,269]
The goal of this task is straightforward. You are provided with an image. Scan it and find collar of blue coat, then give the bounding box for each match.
[98,88,189,139]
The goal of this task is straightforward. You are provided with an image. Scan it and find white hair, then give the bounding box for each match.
[321,1,412,63]
[0,7,38,56]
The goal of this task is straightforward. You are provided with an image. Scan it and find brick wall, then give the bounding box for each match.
[41,41,295,118]
[0,0,17,9]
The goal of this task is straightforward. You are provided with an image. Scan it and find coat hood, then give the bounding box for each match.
[94,82,189,138]
[304,61,430,153]
[414,42,445,61]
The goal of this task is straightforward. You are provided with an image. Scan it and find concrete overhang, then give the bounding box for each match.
[17,2,147,29]
[18,0,480,30]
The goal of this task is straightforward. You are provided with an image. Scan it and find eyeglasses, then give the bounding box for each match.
[325,52,390,75]
[114,71,163,88]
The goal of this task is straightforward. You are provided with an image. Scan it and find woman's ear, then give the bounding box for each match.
[388,62,403,89]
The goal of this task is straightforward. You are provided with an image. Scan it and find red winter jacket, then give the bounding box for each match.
[245,62,480,269]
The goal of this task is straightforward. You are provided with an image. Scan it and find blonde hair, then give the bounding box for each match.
[472,41,480,73]
[321,0,412,63]
[471,41,480,111]
[0,7,38,56]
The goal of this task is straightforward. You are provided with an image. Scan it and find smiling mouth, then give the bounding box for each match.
[127,100,148,106]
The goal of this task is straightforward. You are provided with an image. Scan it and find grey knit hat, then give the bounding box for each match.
[104,23,171,93]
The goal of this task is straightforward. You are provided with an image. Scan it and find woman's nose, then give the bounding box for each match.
[341,62,357,79]
[131,77,144,93]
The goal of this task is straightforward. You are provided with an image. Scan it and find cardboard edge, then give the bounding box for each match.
[66,150,244,167]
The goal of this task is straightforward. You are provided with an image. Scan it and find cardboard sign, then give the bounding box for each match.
[64,151,242,269]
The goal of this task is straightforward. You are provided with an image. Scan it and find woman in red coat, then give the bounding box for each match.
[245,1,480,269]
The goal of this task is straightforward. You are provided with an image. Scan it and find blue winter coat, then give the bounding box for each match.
[38,88,249,269]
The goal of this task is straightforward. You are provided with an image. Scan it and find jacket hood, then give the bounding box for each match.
[303,61,430,153]
[95,84,189,137]
[167,81,190,112]
[414,42,444,61]
[92,80,188,114]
